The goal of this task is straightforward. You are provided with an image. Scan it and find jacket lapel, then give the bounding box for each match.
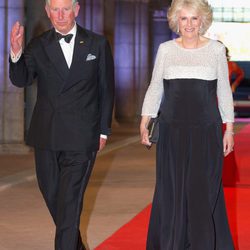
[42,29,70,81]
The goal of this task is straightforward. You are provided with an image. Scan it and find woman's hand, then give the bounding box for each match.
[140,127,152,147]
[223,131,234,157]
[140,116,152,147]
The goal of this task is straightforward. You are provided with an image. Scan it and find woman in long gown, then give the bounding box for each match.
[140,0,235,249]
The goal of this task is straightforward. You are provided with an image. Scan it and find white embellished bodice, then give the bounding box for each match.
[141,39,234,123]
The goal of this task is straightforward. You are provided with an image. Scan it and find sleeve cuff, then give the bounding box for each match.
[222,119,234,124]
[100,134,108,139]
[141,113,158,118]
[10,48,22,63]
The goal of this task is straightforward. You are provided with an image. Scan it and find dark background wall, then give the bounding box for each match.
[0,0,249,151]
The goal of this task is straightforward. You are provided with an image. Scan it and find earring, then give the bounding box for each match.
[177,25,179,34]
[199,24,202,34]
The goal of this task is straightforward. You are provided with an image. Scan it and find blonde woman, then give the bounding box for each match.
[140,0,235,249]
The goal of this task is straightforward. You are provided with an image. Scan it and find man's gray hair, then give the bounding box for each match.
[46,0,77,4]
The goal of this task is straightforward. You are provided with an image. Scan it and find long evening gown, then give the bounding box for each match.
[142,40,235,250]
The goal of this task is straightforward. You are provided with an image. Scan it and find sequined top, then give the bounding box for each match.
[141,39,234,123]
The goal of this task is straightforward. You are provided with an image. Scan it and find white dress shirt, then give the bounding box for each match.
[55,24,76,68]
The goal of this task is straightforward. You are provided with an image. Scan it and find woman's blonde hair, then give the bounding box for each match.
[167,0,213,35]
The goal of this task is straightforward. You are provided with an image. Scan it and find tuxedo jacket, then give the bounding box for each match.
[9,24,114,152]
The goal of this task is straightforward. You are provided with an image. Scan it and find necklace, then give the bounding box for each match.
[181,38,199,49]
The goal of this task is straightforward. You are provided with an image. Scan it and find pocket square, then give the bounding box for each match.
[86,54,96,61]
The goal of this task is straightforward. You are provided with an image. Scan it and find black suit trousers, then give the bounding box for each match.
[34,149,97,250]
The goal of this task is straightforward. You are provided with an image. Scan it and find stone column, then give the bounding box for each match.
[114,0,150,121]
[0,0,29,153]
[24,0,50,136]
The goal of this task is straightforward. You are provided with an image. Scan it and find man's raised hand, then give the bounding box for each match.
[10,21,24,55]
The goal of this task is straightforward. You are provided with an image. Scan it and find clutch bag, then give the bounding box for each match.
[146,117,159,148]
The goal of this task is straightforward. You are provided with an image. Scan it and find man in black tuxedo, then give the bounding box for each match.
[9,0,114,249]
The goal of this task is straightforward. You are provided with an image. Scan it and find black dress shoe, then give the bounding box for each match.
[79,245,86,250]
[77,231,86,250]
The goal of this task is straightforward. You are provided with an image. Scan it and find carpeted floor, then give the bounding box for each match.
[95,204,150,250]
[95,188,250,250]
[96,124,250,250]
[223,124,250,186]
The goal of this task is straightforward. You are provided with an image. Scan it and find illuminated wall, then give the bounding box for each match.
[206,1,250,62]
[114,0,150,120]
[0,0,28,153]
[78,0,104,34]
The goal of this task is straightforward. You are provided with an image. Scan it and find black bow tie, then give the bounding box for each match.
[56,32,73,43]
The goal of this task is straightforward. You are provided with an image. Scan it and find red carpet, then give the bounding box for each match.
[224,187,250,250]
[223,124,250,186]
[96,124,250,250]
[95,188,250,250]
[95,205,150,250]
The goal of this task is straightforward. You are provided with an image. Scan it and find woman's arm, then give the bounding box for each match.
[217,45,235,156]
[140,44,165,146]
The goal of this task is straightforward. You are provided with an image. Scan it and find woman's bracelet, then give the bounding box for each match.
[224,130,234,136]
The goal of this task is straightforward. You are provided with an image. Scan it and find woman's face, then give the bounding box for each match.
[177,7,202,39]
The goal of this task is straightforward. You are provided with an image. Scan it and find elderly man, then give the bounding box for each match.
[9,0,114,249]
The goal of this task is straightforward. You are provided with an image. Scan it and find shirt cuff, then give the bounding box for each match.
[100,134,107,139]
[222,119,235,124]
[10,48,22,63]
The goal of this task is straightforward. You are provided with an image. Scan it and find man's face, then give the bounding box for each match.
[45,0,80,34]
